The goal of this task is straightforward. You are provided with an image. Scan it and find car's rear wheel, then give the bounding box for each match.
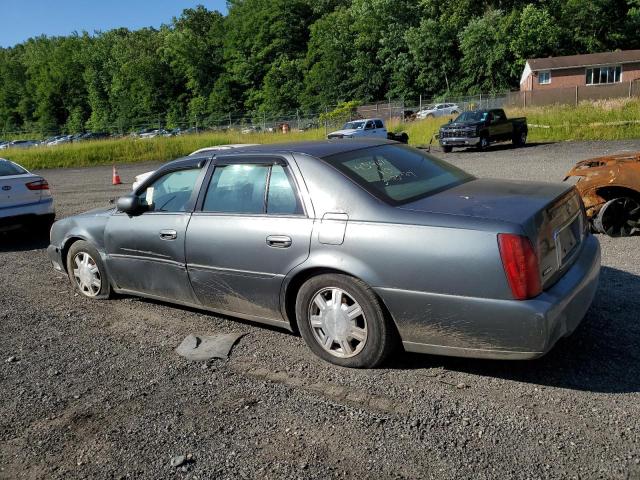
[66,240,111,299]
[513,130,527,147]
[296,274,396,368]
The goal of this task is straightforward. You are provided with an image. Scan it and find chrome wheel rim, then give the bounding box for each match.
[521,132,527,143]
[308,287,368,358]
[72,252,102,297]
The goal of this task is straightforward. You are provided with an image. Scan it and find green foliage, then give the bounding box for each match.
[318,100,361,123]
[0,1,639,137]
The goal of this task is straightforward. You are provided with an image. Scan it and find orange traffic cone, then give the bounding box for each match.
[112,165,122,185]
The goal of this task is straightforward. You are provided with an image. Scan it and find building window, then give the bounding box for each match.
[538,71,551,85]
[586,65,622,85]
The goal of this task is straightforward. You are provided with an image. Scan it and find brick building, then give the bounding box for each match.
[520,50,640,91]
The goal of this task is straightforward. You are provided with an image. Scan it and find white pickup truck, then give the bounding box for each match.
[328,118,387,139]
[327,118,408,143]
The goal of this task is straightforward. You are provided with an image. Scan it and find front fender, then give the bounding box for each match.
[50,215,110,270]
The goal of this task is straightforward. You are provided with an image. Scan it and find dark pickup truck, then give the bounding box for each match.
[438,108,527,153]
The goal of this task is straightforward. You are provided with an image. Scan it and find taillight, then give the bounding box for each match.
[497,233,541,300]
[26,179,49,190]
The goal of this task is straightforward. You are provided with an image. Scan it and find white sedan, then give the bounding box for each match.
[416,103,460,119]
[0,158,55,233]
[131,144,259,190]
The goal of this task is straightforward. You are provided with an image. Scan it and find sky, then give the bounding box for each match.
[0,0,228,48]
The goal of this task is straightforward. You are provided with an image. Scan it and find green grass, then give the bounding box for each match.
[4,129,325,170]
[4,99,640,171]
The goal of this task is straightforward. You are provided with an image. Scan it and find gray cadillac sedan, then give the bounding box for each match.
[47,139,600,368]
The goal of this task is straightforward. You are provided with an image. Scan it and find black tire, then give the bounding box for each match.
[295,274,397,368]
[512,130,527,147]
[478,134,490,151]
[593,197,640,237]
[25,213,54,238]
[442,145,453,153]
[66,240,112,299]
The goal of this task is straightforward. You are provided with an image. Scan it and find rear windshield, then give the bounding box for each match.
[324,144,473,205]
[0,161,27,177]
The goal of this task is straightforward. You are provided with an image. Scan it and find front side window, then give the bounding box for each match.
[138,168,201,212]
[324,144,473,205]
[538,71,551,84]
[202,163,303,215]
[586,65,622,85]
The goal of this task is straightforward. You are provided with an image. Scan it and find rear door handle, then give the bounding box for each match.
[266,235,292,248]
[159,229,177,240]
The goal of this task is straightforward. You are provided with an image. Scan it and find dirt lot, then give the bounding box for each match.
[1,140,640,479]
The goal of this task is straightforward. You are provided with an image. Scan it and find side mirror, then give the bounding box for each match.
[448,119,453,124]
[116,194,145,215]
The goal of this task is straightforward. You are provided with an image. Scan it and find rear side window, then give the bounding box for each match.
[203,163,303,215]
[204,164,269,214]
[324,144,473,205]
[0,161,27,176]
[375,120,384,129]
[267,165,303,215]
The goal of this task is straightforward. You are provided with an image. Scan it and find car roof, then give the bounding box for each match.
[214,138,396,158]
[156,139,398,174]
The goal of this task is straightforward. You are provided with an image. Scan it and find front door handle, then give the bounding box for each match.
[266,235,292,248]
[159,229,178,241]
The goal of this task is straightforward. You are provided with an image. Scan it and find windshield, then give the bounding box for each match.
[342,121,365,130]
[453,111,488,123]
[0,160,27,176]
[324,144,473,205]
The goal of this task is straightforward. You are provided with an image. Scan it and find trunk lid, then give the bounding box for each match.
[0,173,44,209]
[399,178,586,288]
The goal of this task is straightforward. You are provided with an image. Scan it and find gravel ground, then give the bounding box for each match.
[1,140,639,480]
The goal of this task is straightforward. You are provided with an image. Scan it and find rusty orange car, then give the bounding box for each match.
[564,151,640,237]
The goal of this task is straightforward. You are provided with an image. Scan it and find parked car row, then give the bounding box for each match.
[0,140,40,150]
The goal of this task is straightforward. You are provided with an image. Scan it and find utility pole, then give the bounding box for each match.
[324,106,328,136]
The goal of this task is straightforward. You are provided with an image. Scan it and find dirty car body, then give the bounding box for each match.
[564,151,640,237]
[48,139,600,365]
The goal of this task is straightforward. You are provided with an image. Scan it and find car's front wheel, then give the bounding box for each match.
[66,240,111,299]
[442,145,453,153]
[296,274,396,368]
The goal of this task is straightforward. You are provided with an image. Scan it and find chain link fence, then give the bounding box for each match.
[2,80,639,141]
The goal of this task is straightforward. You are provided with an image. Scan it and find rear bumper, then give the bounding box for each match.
[377,234,601,360]
[439,136,480,147]
[0,198,54,230]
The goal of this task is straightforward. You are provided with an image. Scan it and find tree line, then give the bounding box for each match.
[1,0,638,135]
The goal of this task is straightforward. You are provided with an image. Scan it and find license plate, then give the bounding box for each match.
[555,219,579,265]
